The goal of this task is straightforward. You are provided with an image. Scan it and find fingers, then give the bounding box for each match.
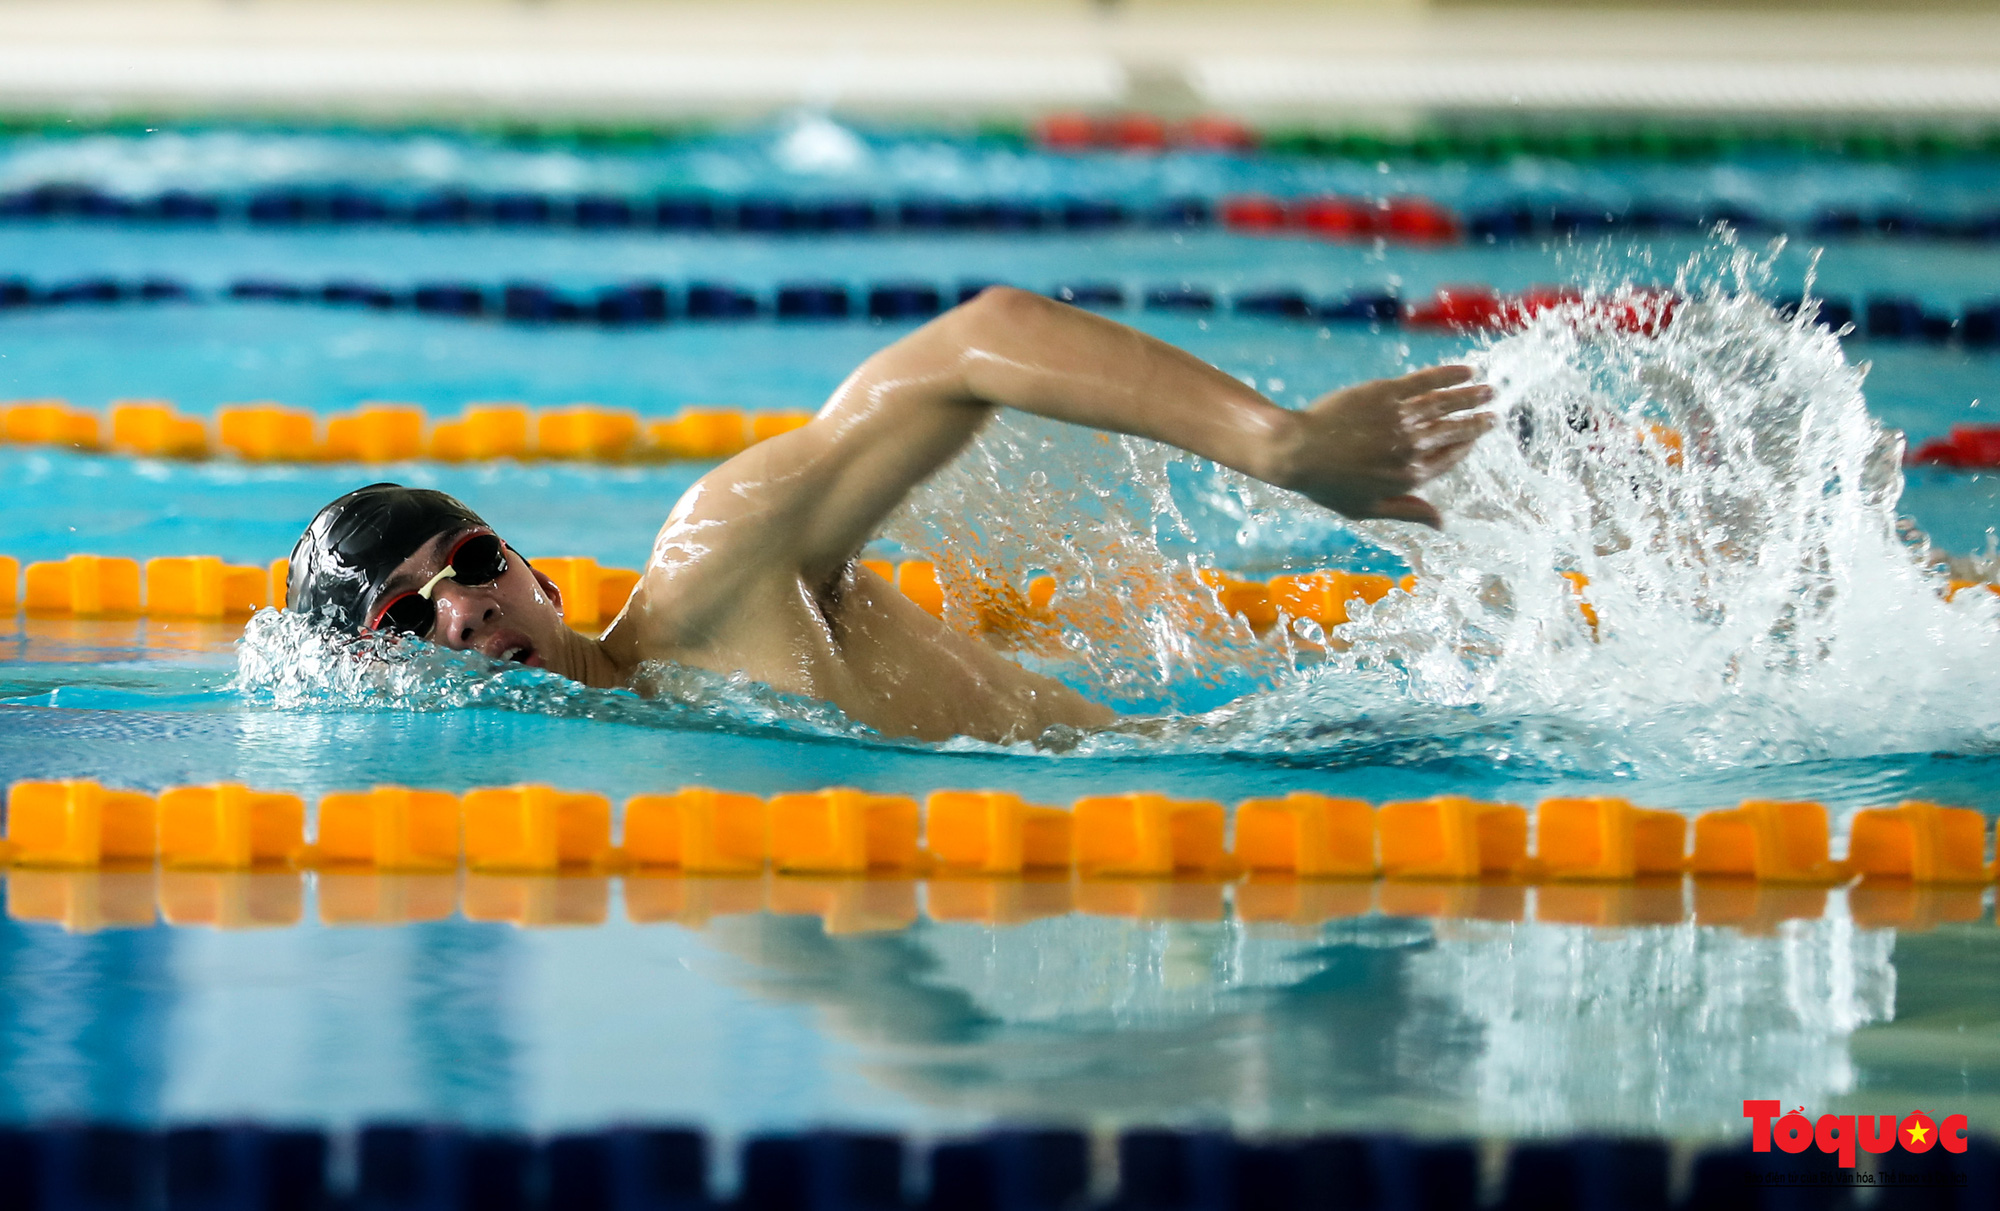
[1407,383,1493,420]
[1392,364,1477,396]
[1411,413,1494,452]
[1413,438,1481,480]
[1366,494,1443,529]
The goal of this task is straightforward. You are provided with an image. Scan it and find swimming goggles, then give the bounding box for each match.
[367,531,508,638]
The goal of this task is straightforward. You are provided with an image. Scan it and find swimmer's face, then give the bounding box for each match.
[368,528,568,668]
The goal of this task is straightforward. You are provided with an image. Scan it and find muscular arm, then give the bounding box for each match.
[620,286,1491,647]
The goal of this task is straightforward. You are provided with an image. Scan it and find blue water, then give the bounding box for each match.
[2,126,1999,1142]
[4,875,1993,1144]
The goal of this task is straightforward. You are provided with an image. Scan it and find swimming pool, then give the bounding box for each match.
[1,123,1997,1200]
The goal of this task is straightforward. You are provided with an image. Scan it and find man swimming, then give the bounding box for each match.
[287,287,1494,743]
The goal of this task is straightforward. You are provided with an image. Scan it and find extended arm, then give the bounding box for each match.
[630,287,1490,639]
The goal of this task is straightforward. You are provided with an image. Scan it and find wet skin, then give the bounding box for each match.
[373,287,1493,743]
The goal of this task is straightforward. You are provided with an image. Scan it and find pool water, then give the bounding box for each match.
[1,125,1998,1149]
[6,874,1997,1147]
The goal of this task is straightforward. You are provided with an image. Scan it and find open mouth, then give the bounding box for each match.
[488,633,542,667]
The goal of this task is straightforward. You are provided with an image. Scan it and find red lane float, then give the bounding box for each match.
[1384,195,1461,243]
[1405,284,1504,330]
[1220,194,1289,232]
[1293,196,1377,240]
[1405,284,1678,336]
[1176,115,1258,152]
[1219,194,1464,244]
[1033,113,1099,151]
[1910,425,2000,470]
[1104,114,1169,153]
[1034,112,1257,153]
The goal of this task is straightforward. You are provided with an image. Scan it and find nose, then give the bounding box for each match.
[429,582,496,648]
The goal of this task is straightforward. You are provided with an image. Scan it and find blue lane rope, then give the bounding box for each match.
[7,182,2000,243]
[0,273,1994,347]
[3,185,1213,234]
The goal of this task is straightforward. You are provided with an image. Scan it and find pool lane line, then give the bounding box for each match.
[7,553,1993,662]
[2,275,1991,351]
[10,107,2000,162]
[10,549,1993,644]
[1,399,815,463]
[9,177,2000,244]
[3,782,1993,890]
[0,551,1426,633]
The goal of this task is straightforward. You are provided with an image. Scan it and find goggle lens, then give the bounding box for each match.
[368,532,510,638]
[376,593,436,637]
[452,533,507,586]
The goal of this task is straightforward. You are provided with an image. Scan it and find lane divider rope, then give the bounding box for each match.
[0,553,1437,633]
[11,107,2000,160]
[4,780,1992,887]
[2,275,1989,355]
[1033,111,2000,165]
[10,176,2000,244]
[0,400,814,464]
[7,552,1990,642]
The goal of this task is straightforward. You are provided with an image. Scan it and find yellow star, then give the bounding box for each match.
[1907,1122,1931,1145]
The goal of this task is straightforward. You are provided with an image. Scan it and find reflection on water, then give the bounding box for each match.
[1400,918,1892,1136]
[0,873,1990,1139]
[718,910,1898,1138]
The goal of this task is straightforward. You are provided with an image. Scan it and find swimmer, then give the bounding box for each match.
[287,288,1493,743]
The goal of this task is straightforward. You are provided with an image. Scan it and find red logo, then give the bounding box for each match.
[1745,1101,1969,1168]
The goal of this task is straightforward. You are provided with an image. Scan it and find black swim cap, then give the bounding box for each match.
[287,483,489,631]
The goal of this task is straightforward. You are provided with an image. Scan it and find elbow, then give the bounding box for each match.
[951,283,1053,332]
[942,286,1060,388]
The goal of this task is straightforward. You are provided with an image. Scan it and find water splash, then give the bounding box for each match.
[232,608,875,743]
[1169,244,2000,771]
[885,421,1298,714]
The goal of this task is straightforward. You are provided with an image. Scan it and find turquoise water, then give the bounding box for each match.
[3,877,1996,1145]
[2,127,2000,1142]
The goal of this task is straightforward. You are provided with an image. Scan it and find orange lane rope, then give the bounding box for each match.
[1,400,814,464]
[4,781,1990,886]
[2,784,1988,935]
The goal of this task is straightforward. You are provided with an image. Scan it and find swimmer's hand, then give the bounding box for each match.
[1265,364,1494,529]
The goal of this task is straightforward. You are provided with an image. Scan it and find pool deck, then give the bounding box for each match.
[4,0,2000,122]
